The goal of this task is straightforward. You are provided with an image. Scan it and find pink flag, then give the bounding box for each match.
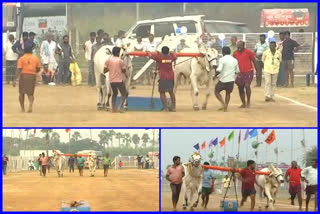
[244,129,249,140]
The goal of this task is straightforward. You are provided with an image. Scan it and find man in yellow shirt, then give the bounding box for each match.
[262,41,282,102]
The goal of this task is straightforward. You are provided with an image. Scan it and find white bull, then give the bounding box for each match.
[256,164,285,210]
[182,153,203,211]
[174,44,218,110]
[52,150,66,177]
[93,45,133,110]
[88,152,97,177]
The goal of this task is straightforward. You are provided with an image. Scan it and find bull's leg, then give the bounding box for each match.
[124,71,131,110]
[264,188,273,210]
[173,72,180,94]
[183,190,188,210]
[190,75,199,111]
[270,188,278,210]
[258,187,263,210]
[94,72,103,110]
[202,81,211,110]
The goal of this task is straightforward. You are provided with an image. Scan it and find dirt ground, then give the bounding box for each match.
[161,192,318,212]
[2,84,317,127]
[3,169,159,211]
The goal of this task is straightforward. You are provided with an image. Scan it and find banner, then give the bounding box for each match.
[260,8,310,28]
[23,16,67,42]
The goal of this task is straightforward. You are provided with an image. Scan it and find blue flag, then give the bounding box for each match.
[193,143,200,150]
[213,137,218,146]
[209,138,218,148]
[249,129,258,138]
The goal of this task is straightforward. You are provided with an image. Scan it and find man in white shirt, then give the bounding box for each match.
[3,34,18,84]
[83,32,96,86]
[144,34,159,84]
[145,34,158,52]
[301,159,317,211]
[134,36,144,51]
[214,46,240,112]
[115,30,126,48]
[40,33,57,71]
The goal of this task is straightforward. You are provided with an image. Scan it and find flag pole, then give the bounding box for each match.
[302,129,306,168]
[237,130,240,165]
[256,131,259,164]
[224,143,226,166]
[246,135,248,161]
[68,131,71,153]
[232,129,234,158]
[291,129,293,161]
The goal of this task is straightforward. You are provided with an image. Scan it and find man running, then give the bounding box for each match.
[285,161,302,210]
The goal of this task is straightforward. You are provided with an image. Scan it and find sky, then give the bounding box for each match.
[161,129,317,170]
[3,129,159,143]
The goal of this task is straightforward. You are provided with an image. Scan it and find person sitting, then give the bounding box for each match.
[40,64,55,84]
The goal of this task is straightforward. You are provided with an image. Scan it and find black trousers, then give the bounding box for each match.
[42,165,47,176]
[6,60,17,82]
[256,60,263,86]
[111,82,128,106]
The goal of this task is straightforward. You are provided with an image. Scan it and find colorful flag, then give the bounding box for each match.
[194,143,200,150]
[265,130,276,145]
[212,138,218,146]
[228,131,234,141]
[244,129,250,140]
[261,129,268,134]
[209,139,215,148]
[249,129,258,138]
[238,130,241,144]
[219,137,226,148]
[201,141,206,150]
[65,129,71,133]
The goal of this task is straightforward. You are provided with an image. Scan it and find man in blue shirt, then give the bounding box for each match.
[201,162,215,209]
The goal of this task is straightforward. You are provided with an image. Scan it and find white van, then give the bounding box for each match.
[124,15,252,50]
[125,15,205,44]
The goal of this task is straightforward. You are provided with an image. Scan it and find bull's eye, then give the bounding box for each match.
[208,54,211,57]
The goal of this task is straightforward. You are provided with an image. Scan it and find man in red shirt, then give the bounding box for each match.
[166,156,185,211]
[285,161,302,210]
[147,46,177,112]
[233,41,258,108]
[238,160,262,211]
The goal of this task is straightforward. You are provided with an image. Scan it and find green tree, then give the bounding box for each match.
[108,130,116,147]
[115,132,123,148]
[141,133,150,149]
[131,134,140,149]
[122,133,132,148]
[98,130,109,152]
[304,146,317,166]
[71,131,82,143]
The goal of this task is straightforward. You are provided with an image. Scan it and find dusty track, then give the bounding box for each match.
[3,169,159,211]
[3,85,317,127]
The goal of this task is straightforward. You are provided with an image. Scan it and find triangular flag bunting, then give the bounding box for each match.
[265,130,276,145]
[201,141,206,150]
[219,137,226,148]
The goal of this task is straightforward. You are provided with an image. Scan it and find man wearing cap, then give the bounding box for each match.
[13,41,41,113]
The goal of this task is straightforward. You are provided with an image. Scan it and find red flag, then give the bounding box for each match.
[33,129,36,135]
[261,129,268,134]
[265,130,276,145]
[238,130,241,144]
[219,137,226,148]
[65,129,71,133]
[201,141,206,150]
